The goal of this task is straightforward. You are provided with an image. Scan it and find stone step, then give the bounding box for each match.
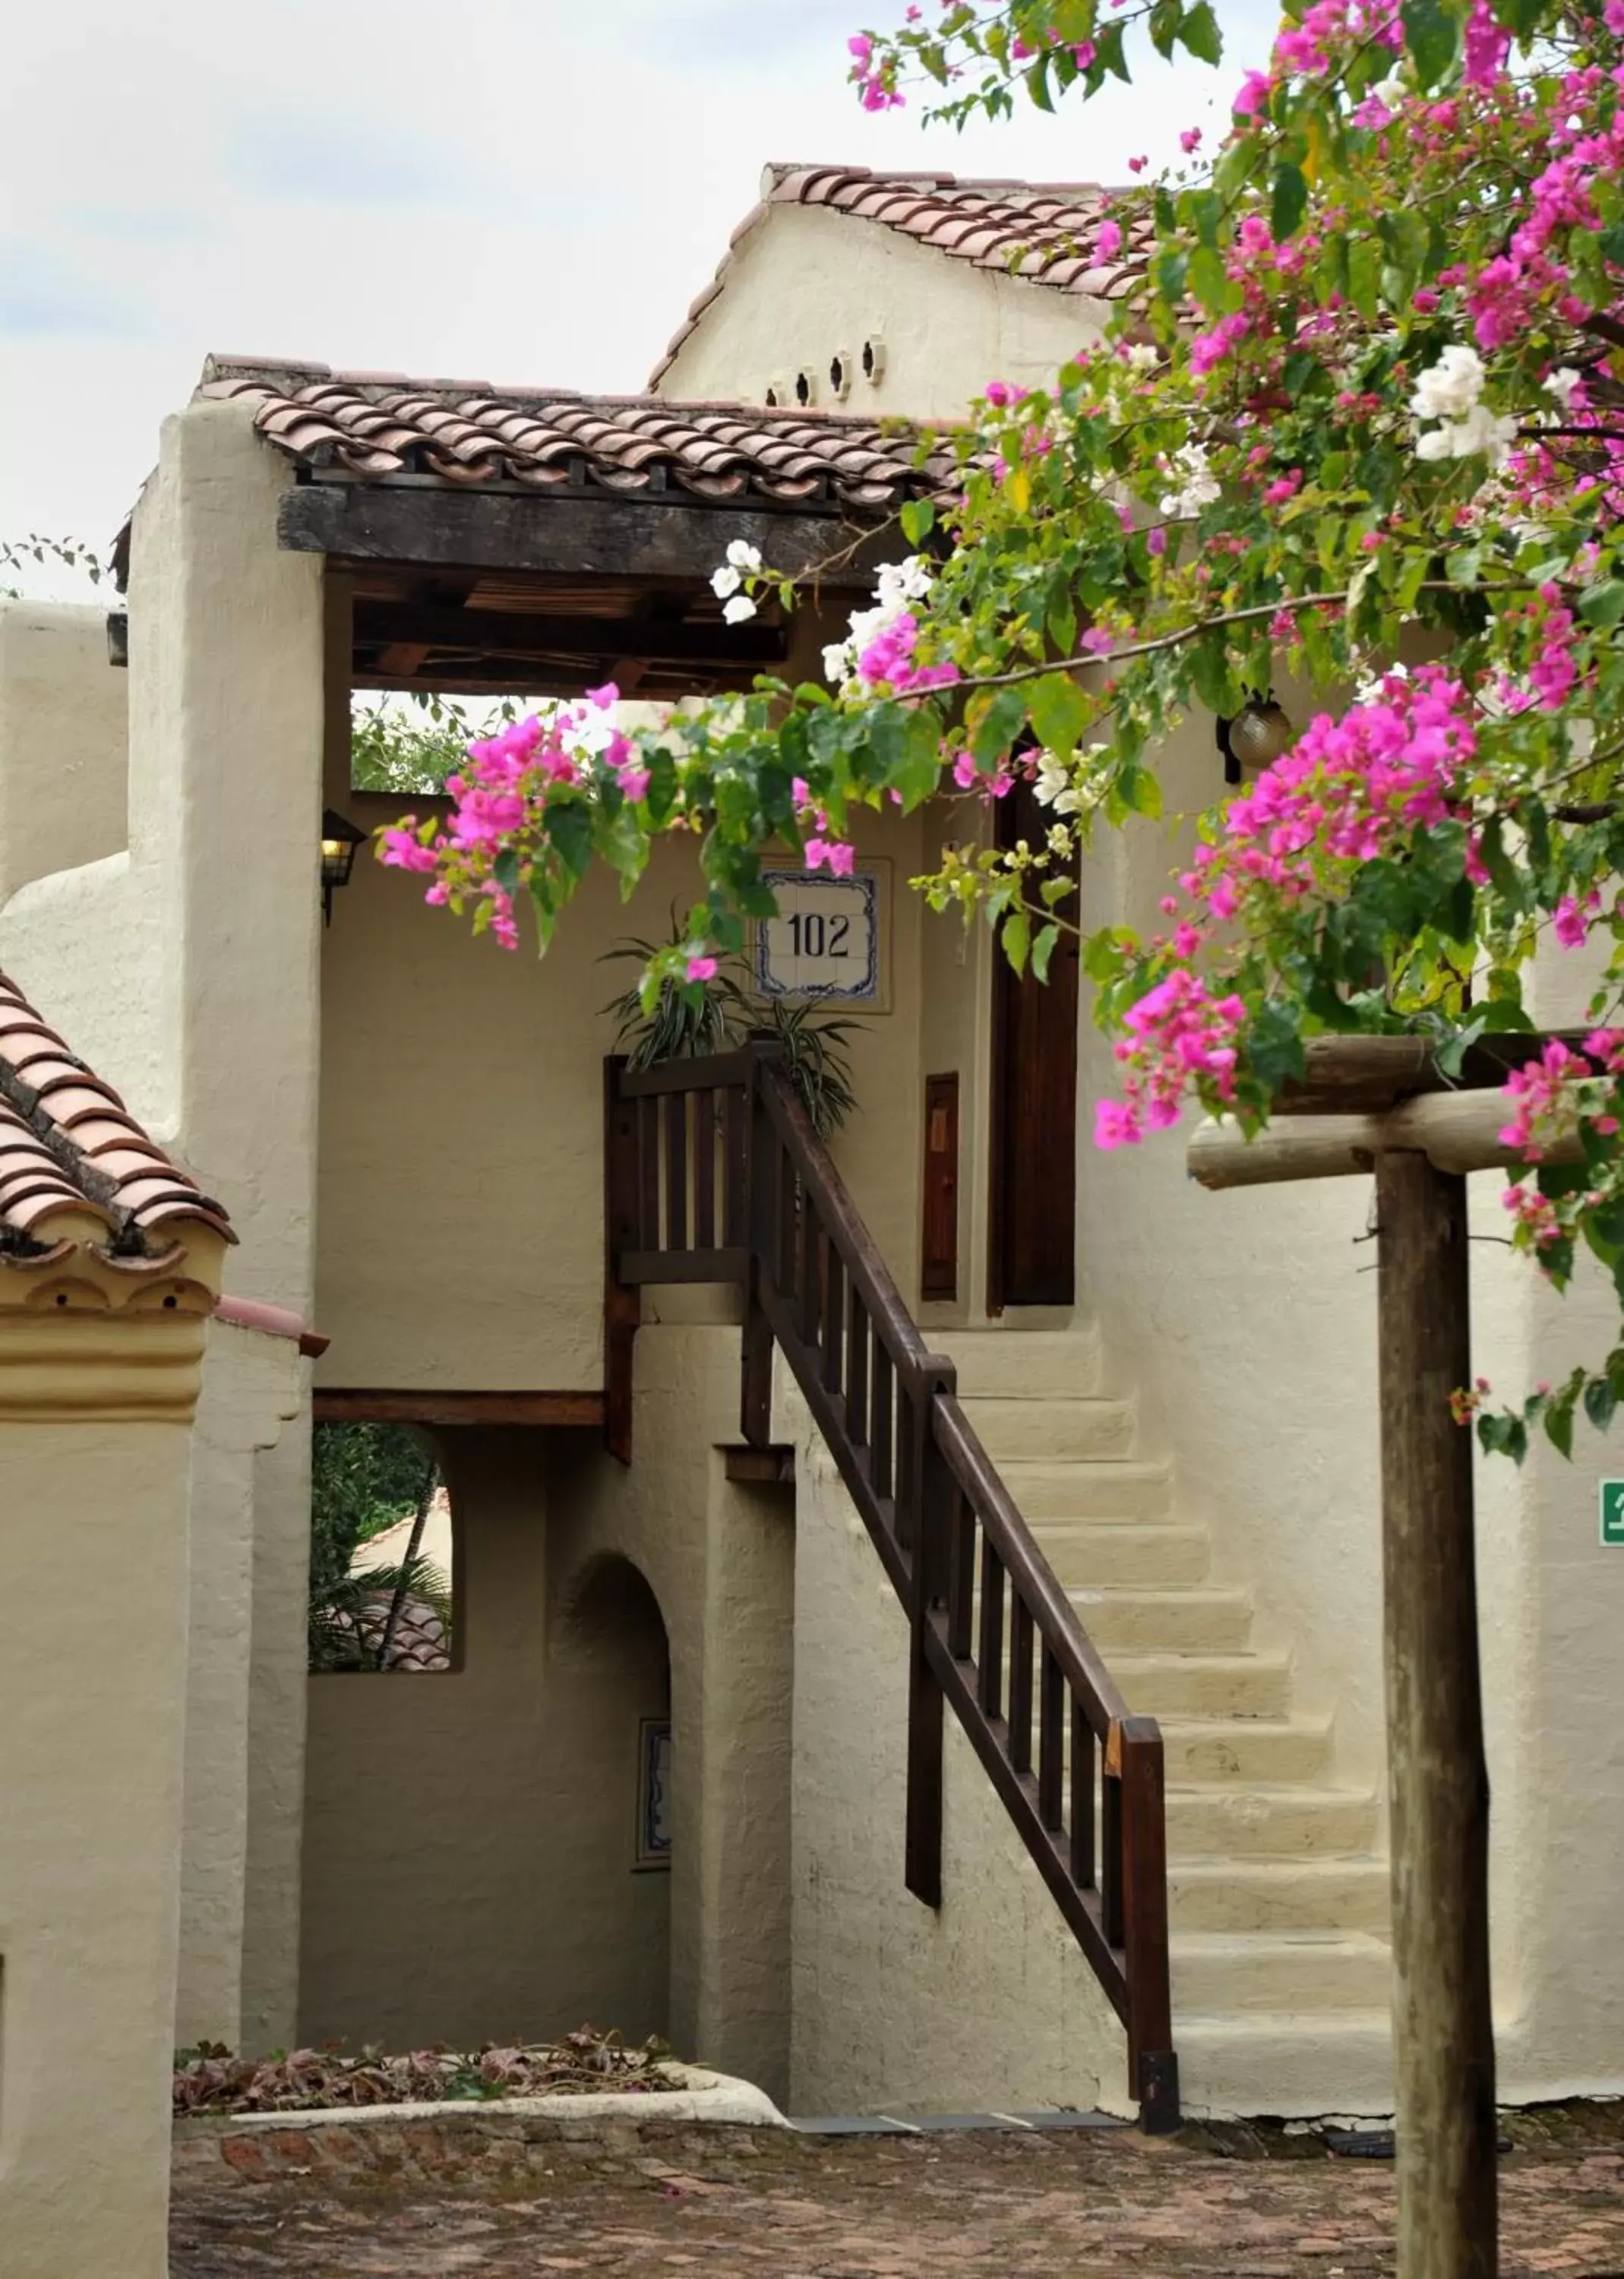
[941,1329,1104,1401]
[1169,1858,1391,1935]
[1163,1783,1377,1860]
[960,1395,1136,1463]
[1032,1522,1212,1589]
[1069,1586,1252,1654]
[1171,1930,1392,2015]
[1157,1716,1333,1784]
[1110,1651,1292,1719]
[1173,2012,1396,2122]
[997,1459,1174,1522]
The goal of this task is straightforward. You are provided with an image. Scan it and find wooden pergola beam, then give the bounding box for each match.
[280,481,897,587]
[1187,1087,1579,1189]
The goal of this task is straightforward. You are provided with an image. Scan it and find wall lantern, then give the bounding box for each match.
[1217,694,1294,785]
[320,808,367,925]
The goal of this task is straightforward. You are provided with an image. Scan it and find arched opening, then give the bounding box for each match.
[554,1553,673,2042]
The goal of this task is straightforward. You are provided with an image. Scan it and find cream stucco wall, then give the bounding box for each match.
[0,602,128,909]
[1,1424,194,2279]
[0,400,327,2058]
[317,605,929,1388]
[658,200,1104,422]
[652,182,1624,2110]
[300,1427,673,2050]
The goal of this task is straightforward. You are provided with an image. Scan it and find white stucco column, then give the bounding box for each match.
[0,1221,226,2279]
[124,397,327,2050]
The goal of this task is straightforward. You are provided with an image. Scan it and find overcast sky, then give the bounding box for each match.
[2,0,1268,590]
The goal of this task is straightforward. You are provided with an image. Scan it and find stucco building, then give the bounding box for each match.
[1,163,1619,2169]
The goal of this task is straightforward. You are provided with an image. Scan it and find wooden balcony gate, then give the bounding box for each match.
[603,1040,1179,2129]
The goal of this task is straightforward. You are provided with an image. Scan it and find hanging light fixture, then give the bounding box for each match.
[319,809,367,925]
[1216,694,1294,785]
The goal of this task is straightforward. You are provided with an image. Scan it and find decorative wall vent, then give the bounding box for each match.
[795,368,817,406]
[829,349,853,401]
[862,337,887,384]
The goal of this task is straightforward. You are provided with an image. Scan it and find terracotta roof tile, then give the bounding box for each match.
[0,971,233,1254]
[196,359,957,514]
[649,162,1154,387]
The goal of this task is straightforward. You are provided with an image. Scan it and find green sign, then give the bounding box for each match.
[1601,1481,1624,1547]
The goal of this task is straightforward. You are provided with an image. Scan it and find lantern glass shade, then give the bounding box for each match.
[320,808,367,922]
[1226,697,1294,772]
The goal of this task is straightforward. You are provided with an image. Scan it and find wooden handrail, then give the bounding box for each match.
[604,1044,1179,2130]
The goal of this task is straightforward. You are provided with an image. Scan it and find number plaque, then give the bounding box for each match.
[755,866,883,1006]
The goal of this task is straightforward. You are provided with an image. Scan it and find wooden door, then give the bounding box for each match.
[987,776,1079,1310]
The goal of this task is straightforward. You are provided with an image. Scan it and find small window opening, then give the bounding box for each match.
[764,384,780,408]
[829,351,851,400]
[862,337,886,384]
[308,1421,454,1673]
[795,368,815,406]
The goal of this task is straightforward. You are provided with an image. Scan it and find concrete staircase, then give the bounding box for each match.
[944,1325,1395,2119]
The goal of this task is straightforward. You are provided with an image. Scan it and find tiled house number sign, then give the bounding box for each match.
[756,868,883,1005]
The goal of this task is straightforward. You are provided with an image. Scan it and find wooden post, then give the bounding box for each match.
[602,1057,642,1466]
[1376,1149,1497,2279]
[905,1360,955,1910]
[740,1040,780,1449]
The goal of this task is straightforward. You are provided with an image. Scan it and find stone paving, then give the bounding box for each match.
[169,2106,1624,2277]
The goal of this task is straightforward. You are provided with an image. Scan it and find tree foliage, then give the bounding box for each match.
[380,0,1624,1456]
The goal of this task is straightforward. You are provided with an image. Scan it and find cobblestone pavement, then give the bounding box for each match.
[170,2109,1624,2278]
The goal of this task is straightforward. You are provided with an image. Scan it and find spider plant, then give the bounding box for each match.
[602,920,863,1136]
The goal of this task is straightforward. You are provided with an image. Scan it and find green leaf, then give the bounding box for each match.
[1348,237,1382,319]
[547,800,595,880]
[1190,243,1242,314]
[1401,0,1459,89]
[899,499,936,547]
[1585,1376,1619,1434]
[1545,1395,1575,1461]
[972,685,1032,767]
[1027,671,1090,757]
[1178,0,1222,62]
[1271,162,1308,243]
[492,847,520,895]
[1003,907,1032,975]
[1032,922,1060,983]
[1578,580,1624,629]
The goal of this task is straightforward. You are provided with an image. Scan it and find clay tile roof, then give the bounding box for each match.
[196,358,957,514]
[648,161,1155,387]
[0,971,233,1255]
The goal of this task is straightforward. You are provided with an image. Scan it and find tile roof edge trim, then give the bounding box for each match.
[214,1294,330,1358]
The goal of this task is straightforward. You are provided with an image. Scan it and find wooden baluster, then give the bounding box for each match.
[1009,1597,1035,1775]
[1038,1646,1065,1832]
[823,1243,845,1399]
[978,1537,1004,1718]
[1070,1702,1096,1890]
[846,1288,869,1452]
[1101,1756,1124,1949]
[693,1085,716,1251]
[777,1150,798,1296]
[602,1059,642,1467]
[1119,1718,1178,2132]
[904,1363,954,1912]
[638,1095,660,1250]
[723,1083,747,1246]
[798,1193,820,1353]
[664,1089,688,1253]
[896,1386,915,1550]
[872,1346,894,1504]
[741,1052,778,1450]
[946,1481,974,1658]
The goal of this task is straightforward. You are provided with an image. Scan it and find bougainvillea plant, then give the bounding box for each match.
[383,0,1624,1460]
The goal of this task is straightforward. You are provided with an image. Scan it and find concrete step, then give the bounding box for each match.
[961,1395,1136,1463]
[1111,1651,1292,1719]
[1070,1587,1253,1654]
[1174,2011,1396,2121]
[1164,1784,1377,1860]
[1169,1857,1391,1935]
[997,1459,1174,1522]
[1171,1930,1392,2015]
[1157,1716,1333,1784]
[1032,1522,1212,1589]
[942,1329,1104,1401]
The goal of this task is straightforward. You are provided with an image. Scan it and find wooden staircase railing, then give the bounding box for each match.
[604,1040,1179,2129]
